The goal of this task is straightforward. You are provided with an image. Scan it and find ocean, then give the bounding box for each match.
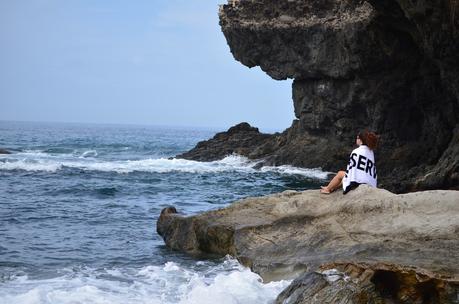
[0,121,328,304]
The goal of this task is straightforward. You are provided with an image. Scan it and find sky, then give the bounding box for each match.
[0,0,294,132]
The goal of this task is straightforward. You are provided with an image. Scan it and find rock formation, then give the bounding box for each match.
[0,148,11,154]
[276,263,459,303]
[157,186,459,302]
[176,122,274,161]
[178,0,459,193]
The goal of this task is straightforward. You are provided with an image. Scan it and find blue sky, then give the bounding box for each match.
[0,0,294,131]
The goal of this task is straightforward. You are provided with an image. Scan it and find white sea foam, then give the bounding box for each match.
[80,150,98,158]
[261,165,330,179]
[181,269,287,304]
[0,258,291,304]
[17,150,49,157]
[0,153,328,179]
[0,159,62,172]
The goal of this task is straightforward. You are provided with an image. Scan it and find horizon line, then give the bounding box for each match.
[0,119,287,133]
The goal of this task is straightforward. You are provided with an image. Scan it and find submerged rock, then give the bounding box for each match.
[157,186,459,301]
[0,148,11,154]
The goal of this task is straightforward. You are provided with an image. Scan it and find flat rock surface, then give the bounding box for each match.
[157,186,459,282]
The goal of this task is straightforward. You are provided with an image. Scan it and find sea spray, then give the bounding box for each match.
[0,258,290,304]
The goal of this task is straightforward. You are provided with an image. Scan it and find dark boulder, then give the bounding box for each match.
[0,148,11,154]
[176,122,276,162]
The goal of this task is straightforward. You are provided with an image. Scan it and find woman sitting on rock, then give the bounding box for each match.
[320,130,379,194]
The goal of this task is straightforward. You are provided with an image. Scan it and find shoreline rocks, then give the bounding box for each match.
[0,148,11,154]
[165,0,459,301]
[157,186,459,302]
[176,122,275,162]
[178,0,459,194]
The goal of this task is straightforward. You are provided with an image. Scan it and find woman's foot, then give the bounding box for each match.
[320,186,331,194]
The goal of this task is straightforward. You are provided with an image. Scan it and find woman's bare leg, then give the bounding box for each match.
[320,171,345,194]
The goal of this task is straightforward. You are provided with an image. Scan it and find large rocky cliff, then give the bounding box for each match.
[179,0,459,193]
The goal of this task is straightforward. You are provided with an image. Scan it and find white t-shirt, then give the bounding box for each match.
[342,145,377,193]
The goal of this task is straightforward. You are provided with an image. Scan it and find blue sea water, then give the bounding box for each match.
[0,121,328,304]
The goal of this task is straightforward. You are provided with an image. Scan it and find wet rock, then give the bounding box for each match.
[176,122,275,162]
[0,148,11,154]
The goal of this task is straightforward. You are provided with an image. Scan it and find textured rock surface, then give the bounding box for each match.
[157,186,459,302]
[179,0,459,193]
[274,270,385,304]
[276,263,459,303]
[157,186,459,281]
[176,122,275,161]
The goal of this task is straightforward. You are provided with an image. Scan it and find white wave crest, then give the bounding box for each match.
[67,154,256,174]
[79,150,98,158]
[181,267,288,304]
[0,159,62,172]
[0,154,254,174]
[0,153,328,179]
[0,258,290,304]
[17,150,48,157]
[261,165,330,179]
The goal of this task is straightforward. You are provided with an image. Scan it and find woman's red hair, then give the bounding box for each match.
[358,130,379,150]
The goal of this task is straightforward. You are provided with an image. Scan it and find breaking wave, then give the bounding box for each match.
[0,152,328,179]
[0,258,290,304]
[79,150,98,158]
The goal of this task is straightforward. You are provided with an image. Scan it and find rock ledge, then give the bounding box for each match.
[157,186,459,302]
